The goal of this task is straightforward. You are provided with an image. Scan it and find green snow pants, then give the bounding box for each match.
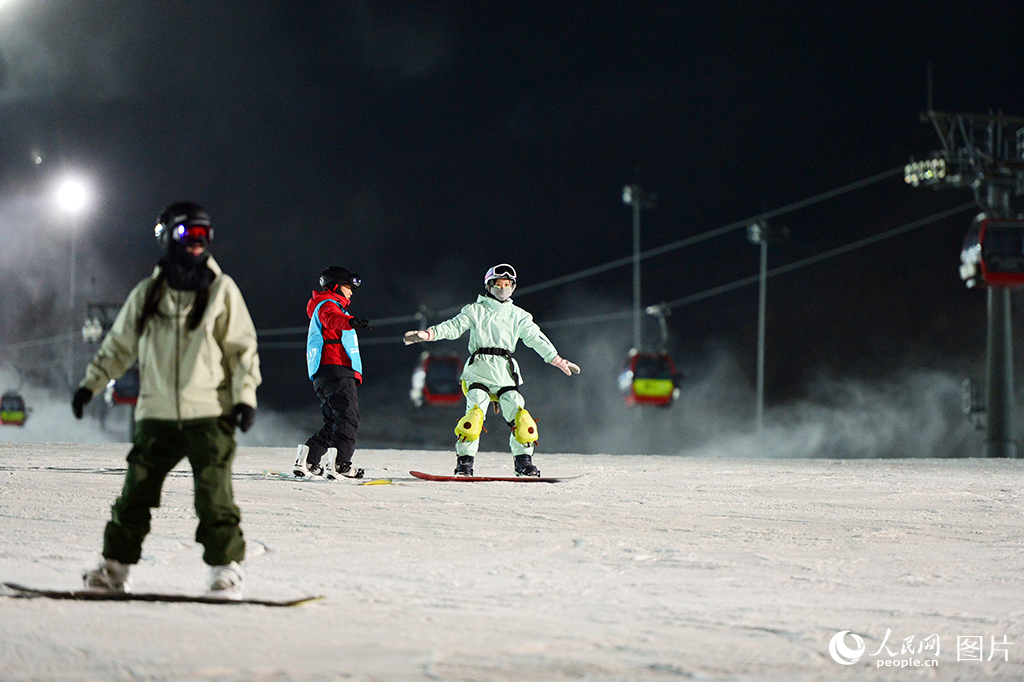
[102,416,245,567]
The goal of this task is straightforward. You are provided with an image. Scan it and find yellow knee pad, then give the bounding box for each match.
[455,406,485,442]
[512,408,538,445]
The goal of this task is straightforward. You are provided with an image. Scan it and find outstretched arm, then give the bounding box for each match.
[518,313,581,376]
[404,306,474,344]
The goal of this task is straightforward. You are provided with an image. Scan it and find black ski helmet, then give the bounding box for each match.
[319,266,361,293]
[154,201,213,248]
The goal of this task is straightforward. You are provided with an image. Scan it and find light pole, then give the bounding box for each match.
[747,221,786,432]
[56,178,88,387]
[622,184,656,350]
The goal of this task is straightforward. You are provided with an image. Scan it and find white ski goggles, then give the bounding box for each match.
[484,263,517,286]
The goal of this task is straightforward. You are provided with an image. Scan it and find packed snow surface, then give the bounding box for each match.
[1,443,1023,681]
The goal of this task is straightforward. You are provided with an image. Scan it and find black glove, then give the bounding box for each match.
[72,388,93,419]
[350,317,372,331]
[233,403,256,433]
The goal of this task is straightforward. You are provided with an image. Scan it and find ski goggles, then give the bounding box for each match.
[347,275,362,289]
[484,263,517,286]
[170,223,212,246]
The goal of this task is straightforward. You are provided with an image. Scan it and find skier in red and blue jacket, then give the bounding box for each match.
[293,266,371,479]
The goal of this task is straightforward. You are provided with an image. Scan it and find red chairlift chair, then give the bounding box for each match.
[0,391,27,426]
[410,352,464,407]
[961,217,1024,288]
[619,349,680,407]
[105,365,140,407]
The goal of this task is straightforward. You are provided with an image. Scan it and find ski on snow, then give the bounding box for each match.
[2,582,323,607]
[409,470,584,483]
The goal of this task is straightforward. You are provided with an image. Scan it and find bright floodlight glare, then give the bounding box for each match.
[904,157,947,187]
[56,179,88,213]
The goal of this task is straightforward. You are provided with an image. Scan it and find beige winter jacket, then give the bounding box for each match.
[80,256,261,422]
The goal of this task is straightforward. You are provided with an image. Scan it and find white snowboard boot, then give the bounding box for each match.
[324,448,365,480]
[292,444,323,478]
[83,558,131,592]
[207,561,244,601]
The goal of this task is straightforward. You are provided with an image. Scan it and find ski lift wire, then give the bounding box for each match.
[256,200,974,342]
[514,165,907,299]
[0,332,78,352]
[540,202,976,329]
[255,165,907,336]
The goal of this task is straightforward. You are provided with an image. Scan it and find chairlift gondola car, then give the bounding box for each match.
[0,391,27,426]
[410,352,464,407]
[617,350,680,407]
[960,217,1024,288]
[104,365,140,407]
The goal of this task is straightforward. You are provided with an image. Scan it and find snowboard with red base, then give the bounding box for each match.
[409,470,584,483]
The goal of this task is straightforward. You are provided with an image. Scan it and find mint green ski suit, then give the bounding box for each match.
[428,294,559,457]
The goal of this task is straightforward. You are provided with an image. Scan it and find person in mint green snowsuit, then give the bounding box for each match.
[404,264,580,477]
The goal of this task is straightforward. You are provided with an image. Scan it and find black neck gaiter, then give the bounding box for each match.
[159,247,215,291]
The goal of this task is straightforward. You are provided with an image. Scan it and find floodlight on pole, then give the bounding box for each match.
[57,179,88,214]
[56,178,90,387]
[903,157,948,187]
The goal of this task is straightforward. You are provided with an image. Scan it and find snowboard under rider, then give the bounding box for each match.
[403,263,580,477]
[294,266,371,479]
[73,201,261,600]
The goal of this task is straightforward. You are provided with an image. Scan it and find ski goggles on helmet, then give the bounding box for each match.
[347,275,362,289]
[484,263,517,286]
[170,222,212,246]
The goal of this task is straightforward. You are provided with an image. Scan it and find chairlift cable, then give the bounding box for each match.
[539,202,976,329]
[0,167,939,352]
[515,166,906,298]
[255,165,907,336]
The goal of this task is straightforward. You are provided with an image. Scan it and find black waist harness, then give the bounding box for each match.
[468,347,520,389]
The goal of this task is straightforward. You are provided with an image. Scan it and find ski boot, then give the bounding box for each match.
[83,558,131,592]
[454,455,474,477]
[514,454,540,477]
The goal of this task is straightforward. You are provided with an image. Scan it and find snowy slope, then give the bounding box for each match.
[1,443,1022,681]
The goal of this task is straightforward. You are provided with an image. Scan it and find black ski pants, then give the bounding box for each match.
[306,376,360,466]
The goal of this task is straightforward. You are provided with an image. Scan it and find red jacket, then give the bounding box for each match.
[307,290,362,383]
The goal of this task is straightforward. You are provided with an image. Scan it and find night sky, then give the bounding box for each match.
[2,1,1024,423]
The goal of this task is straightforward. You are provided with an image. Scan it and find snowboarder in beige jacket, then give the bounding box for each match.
[73,201,260,600]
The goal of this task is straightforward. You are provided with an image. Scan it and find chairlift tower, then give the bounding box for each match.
[622,184,656,350]
[907,104,1024,457]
